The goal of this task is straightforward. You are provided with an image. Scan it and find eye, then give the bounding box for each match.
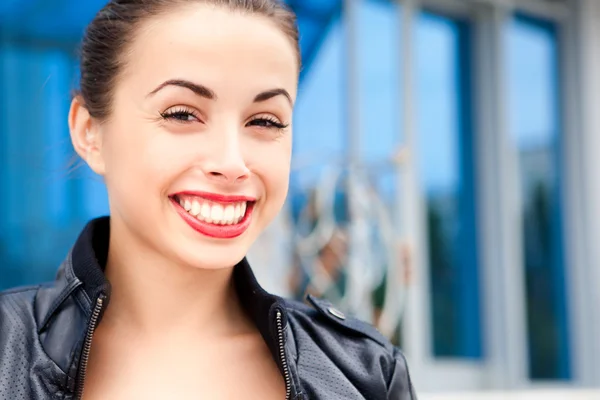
[160,106,201,123]
[247,115,289,130]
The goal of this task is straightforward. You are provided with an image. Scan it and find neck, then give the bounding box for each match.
[101,217,253,339]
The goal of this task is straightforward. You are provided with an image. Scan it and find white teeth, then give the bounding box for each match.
[201,203,211,222]
[224,205,235,224]
[190,200,201,216]
[211,204,224,223]
[179,197,249,225]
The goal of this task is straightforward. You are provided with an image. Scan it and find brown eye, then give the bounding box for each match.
[160,106,201,123]
[247,116,288,130]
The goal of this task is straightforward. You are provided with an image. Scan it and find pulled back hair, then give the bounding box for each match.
[78,0,300,121]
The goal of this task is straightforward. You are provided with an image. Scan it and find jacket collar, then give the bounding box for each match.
[43,217,290,377]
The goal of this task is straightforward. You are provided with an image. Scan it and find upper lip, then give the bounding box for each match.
[171,191,256,203]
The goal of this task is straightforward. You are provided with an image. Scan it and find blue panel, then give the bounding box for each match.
[416,12,481,359]
[291,1,342,82]
[0,0,341,67]
[296,12,329,78]
[290,0,340,17]
[285,14,347,302]
[355,0,401,210]
[42,51,73,228]
[0,0,36,17]
[357,0,401,164]
[0,0,342,86]
[0,0,106,42]
[291,18,345,189]
[455,20,481,359]
[0,43,97,290]
[506,14,571,381]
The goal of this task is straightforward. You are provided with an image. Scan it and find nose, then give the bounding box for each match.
[202,133,250,184]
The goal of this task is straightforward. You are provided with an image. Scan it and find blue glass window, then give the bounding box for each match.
[287,14,346,300]
[506,15,570,380]
[358,0,401,165]
[290,16,345,203]
[0,41,109,290]
[0,46,79,289]
[416,13,481,359]
[357,0,401,207]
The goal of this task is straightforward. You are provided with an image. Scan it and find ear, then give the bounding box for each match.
[69,96,106,176]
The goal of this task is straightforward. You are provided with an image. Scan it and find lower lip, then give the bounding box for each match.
[170,198,254,239]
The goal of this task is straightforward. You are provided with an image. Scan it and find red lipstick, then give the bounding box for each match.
[176,191,256,203]
[170,192,256,239]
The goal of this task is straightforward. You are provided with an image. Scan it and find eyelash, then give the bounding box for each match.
[160,107,289,132]
[247,115,289,131]
[160,106,201,123]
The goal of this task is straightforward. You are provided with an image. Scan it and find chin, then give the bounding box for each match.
[165,198,277,269]
[158,193,281,270]
[167,233,254,270]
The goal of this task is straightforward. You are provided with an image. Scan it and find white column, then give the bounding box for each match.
[473,3,529,389]
[342,0,369,316]
[397,0,432,387]
[344,0,361,164]
[564,0,600,387]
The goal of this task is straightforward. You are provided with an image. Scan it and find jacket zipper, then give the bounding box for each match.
[276,310,292,400]
[75,294,105,400]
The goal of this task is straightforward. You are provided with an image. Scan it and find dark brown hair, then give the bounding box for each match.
[78,0,300,120]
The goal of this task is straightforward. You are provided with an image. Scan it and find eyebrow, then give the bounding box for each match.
[254,88,293,106]
[148,79,293,106]
[147,79,216,99]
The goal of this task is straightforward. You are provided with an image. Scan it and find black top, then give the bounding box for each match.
[0,217,417,399]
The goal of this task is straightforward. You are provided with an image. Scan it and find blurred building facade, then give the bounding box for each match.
[1,0,599,394]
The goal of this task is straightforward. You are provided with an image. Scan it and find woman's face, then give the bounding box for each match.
[78,5,298,269]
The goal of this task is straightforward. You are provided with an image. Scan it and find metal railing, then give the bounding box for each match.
[284,158,411,339]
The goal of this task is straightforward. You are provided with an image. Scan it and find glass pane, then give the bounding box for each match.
[357,0,401,217]
[416,13,481,358]
[0,45,83,289]
[291,19,345,190]
[288,17,346,299]
[506,15,570,380]
[357,0,402,339]
[288,2,406,344]
[358,0,401,165]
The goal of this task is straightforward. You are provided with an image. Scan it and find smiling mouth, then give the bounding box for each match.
[172,193,255,225]
[169,192,256,239]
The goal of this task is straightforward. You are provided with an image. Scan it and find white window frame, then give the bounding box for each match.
[372,0,599,393]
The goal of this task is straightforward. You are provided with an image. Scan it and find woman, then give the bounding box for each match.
[0,1,416,399]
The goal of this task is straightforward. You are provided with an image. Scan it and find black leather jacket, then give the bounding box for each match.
[0,217,416,399]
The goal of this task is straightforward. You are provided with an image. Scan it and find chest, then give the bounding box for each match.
[81,334,286,400]
[83,371,285,400]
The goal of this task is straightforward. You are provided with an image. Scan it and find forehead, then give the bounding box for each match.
[121,4,298,98]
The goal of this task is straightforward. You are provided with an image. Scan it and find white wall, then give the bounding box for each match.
[420,390,600,400]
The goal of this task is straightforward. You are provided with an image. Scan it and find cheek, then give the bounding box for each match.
[101,123,185,196]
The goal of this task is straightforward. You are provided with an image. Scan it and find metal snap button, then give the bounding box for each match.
[328,306,346,320]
